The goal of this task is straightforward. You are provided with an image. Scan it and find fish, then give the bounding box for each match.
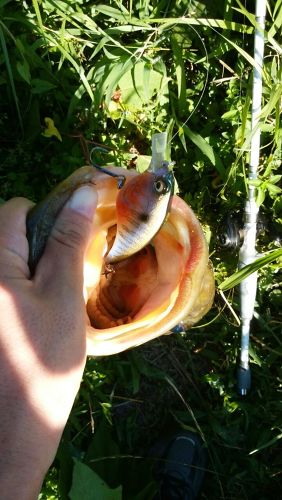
[26,165,215,356]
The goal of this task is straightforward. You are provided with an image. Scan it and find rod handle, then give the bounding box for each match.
[237,366,251,396]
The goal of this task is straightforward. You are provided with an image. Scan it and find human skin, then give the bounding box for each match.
[0,186,98,499]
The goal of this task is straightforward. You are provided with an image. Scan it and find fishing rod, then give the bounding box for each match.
[150,3,268,392]
[237,0,267,396]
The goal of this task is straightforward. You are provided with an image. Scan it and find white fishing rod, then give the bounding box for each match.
[238,0,267,395]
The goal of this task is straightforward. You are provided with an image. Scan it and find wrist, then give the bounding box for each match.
[0,392,61,499]
[0,462,45,500]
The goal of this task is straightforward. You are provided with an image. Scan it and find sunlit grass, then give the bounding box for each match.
[0,0,281,498]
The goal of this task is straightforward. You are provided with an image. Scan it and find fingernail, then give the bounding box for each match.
[66,186,98,221]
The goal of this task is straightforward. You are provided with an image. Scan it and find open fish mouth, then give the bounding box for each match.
[27,165,215,356]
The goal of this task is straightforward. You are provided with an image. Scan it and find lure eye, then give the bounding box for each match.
[154,177,169,195]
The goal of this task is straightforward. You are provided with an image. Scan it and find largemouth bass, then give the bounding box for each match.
[26,165,214,356]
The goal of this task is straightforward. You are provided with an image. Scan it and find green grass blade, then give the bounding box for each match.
[183,125,226,178]
[44,33,94,101]
[171,34,186,111]
[150,17,261,72]
[149,17,253,34]
[249,432,282,455]
[0,23,23,133]
[94,4,130,21]
[219,249,282,291]
[32,0,43,29]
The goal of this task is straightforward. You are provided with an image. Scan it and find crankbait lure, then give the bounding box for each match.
[106,165,174,263]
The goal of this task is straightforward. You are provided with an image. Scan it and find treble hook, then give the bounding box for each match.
[90,147,126,189]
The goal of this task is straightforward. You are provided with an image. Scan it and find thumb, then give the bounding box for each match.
[36,185,98,289]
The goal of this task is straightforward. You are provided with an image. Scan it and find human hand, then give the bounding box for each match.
[0,187,97,499]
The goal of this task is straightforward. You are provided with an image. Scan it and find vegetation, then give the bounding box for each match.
[1,0,281,498]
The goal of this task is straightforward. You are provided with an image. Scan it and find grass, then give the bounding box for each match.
[0,0,281,498]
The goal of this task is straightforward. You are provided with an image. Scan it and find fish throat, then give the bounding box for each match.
[87,240,158,328]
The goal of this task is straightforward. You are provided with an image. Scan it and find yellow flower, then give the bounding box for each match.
[42,117,62,142]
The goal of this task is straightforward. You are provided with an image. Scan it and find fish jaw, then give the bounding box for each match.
[85,195,215,356]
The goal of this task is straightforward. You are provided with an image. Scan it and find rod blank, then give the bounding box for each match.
[238,1,267,396]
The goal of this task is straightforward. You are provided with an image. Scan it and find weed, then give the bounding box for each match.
[1,0,281,498]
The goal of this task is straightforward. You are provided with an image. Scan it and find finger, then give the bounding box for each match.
[0,198,34,279]
[35,186,98,291]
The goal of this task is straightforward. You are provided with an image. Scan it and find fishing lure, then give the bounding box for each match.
[106,165,174,263]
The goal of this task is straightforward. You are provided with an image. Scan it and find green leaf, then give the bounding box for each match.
[43,33,94,101]
[105,59,168,113]
[151,17,253,34]
[153,17,262,73]
[183,125,226,178]
[171,34,186,110]
[269,175,282,184]
[267,184,282,195]
[260,83,282,120]
[102,47,122,60]
[90,37,107,60]
[249,345,263,367]
[0,0,12,8]
[0,23,23,132]
[104,58,134,106]
[71,12,100,34]
[32,0,43,29]
[136,155,151,173]
[178,126,187,152]
[221,109,238,120]
[69,459,122,500]
[249,432,282,456]
[16,60,31,84]
[31,78,57,94]
[249,179,262,187]
[142,62,151,101]
[219,249,282,291]
[106,25,150,33]
[84,420,120,486]
[94,4,129,21]
[197,39,232,64]
[233,1,256,30]
[273,0,282,19]
[256,187,266,207]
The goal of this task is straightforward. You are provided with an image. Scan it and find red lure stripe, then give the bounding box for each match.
[115,172,156,222]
